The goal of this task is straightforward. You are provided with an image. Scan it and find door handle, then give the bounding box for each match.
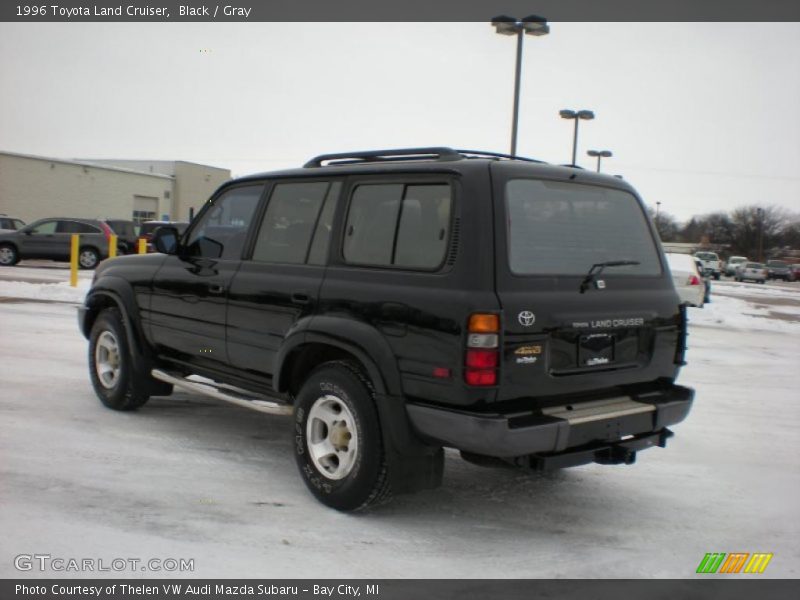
[208,283,226,295]
[291,292,311,305]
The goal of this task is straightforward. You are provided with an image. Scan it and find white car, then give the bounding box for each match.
[666,253,705,307]
[694,251,722,280]
[725,256,748,277]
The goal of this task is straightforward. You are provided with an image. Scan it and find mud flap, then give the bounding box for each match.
[375,394,444,494]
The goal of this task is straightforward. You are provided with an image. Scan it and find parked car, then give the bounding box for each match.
[765,260,793,281]
[137,220,190,252]
[78,147,694,511]
[665,253,705,307]
[695,259,712,304]
[0,217,115,269]
[0,215,26,233]
[735,262,767,283]
[790,264,800,282]
[724,255,748,277]
[104,219,139,254]
[694,251,721,280]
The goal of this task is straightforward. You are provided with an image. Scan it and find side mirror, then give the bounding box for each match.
[153,226,180,255]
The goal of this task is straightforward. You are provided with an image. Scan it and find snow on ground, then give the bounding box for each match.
[0,279,90,303]
[0,272,798,579]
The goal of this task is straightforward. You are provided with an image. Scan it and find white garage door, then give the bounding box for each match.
[132,196,158,224]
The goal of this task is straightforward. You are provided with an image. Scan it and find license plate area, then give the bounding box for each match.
[578,333,615,366]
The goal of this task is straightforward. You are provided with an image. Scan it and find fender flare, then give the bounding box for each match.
[82,276,148,361]
[273,315,402,397]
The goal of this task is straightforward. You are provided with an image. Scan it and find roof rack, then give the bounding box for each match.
[304,147,462,168]
[303,147,546,168]
[455,149,545,163]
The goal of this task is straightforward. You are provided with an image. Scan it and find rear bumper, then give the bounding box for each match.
[406,384,693,458]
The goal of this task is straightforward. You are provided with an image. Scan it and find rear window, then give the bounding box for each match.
[746,263,763,269]
[505,179,661,276]
[343,182,451,269]
[767,261,787,267]
[695,252,719,260]
[107,221,136,237]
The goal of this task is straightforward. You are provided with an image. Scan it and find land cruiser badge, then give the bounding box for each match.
[518,311,535,327]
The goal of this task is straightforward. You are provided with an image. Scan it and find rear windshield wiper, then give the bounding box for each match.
[579,260,641,293]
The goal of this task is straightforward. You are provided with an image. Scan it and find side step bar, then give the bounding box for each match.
[151,369,293,416]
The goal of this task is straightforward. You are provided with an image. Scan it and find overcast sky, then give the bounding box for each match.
[1,22,798,221]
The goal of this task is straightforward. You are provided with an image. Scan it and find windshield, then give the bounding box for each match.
[505,179,661,276]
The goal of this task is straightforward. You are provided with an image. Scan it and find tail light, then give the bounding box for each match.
[688,275,700,286]
[465,313,499,386]
[98,221,113,242]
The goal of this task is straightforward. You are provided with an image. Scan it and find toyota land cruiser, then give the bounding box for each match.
[78,148,694,511]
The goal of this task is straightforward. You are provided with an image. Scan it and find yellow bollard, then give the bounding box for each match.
[108,234,117,259]
[70,234,79,287]
[138,238,147,254]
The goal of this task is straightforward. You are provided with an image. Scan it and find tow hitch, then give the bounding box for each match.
[515,428,675,471]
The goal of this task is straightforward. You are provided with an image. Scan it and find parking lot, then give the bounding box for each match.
[1,265,798,578]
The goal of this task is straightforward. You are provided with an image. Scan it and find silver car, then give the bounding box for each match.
[0,217,114,269]
[735,262,767,284]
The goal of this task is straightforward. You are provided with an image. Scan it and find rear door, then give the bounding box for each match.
[491,162,682,401]
[225,179,341,375]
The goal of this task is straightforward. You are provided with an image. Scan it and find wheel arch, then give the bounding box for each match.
[274,316,402,398]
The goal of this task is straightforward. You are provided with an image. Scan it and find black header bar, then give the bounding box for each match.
[2,0,799,22]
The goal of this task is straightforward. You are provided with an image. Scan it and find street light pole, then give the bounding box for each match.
[492,15,550,156]
[656,201,661,218]
[587,149,612,172]
[510,30,523,157]
[560,109,595,166]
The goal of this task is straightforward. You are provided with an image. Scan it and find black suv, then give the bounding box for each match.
[78,148,694,511]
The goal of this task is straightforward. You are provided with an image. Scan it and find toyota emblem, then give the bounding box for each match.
[518,311,535,327]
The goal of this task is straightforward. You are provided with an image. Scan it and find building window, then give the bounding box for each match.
[132,210,156,225]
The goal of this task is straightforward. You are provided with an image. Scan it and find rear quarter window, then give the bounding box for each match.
[505,179,661,276]
[343,182,451,270]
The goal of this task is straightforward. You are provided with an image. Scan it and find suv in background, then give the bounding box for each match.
[0,215,26,233]
[0,217,115,269]
[78,147,694,511]
[104,219,139,254]
[137,220,190,252]
[766,260,793,281]
[694,251,721,280]
[724,256,748,277]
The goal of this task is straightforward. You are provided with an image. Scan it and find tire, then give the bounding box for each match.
[713,273,720,281]
[79,246,100,270]
[89,308,154,411]
[293,361,391,512]
[0,244,19,266]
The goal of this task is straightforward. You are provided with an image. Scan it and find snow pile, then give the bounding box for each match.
[688,293,800,333]
[0,279,90,304]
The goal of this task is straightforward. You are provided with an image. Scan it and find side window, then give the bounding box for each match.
[184,185,263,259]
[251,181,335,265]
[58,221,100,234]
[30,220,58,234]
[343,182,452,269]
